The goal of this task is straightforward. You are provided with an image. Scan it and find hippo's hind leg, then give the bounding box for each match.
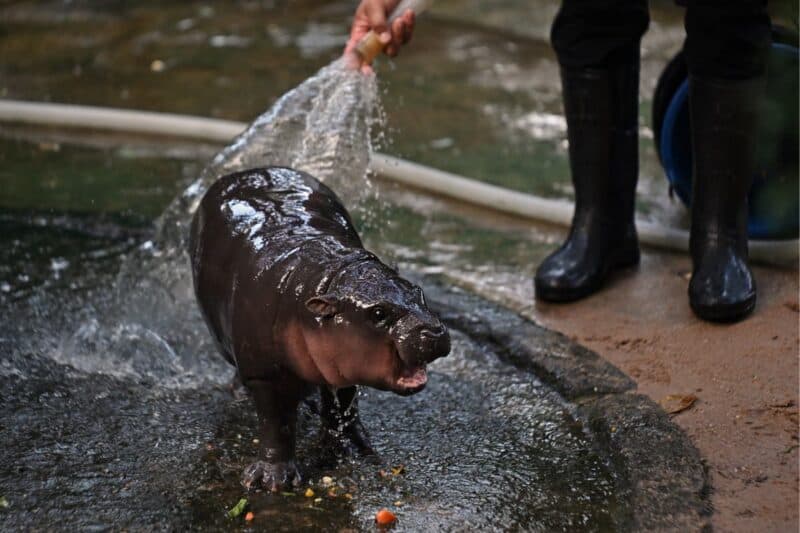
[319,386,376,458]
[241,379,303,492]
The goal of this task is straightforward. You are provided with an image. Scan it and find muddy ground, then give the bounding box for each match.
[533,249,799,532]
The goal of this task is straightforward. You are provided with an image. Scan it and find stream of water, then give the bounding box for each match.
[49,57,383,389]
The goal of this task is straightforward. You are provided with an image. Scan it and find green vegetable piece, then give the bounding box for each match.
[227,498,248,519]
[0,496,8,509]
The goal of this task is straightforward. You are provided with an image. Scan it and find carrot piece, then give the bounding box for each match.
[375,508,397,526]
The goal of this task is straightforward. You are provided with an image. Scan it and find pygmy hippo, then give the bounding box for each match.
[189,166,450,491]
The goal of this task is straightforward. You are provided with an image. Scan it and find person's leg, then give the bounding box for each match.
[684,0,771,321]
[536,0,649,302]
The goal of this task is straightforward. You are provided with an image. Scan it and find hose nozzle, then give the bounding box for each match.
[354,32,386,64]
[352,0,432,65]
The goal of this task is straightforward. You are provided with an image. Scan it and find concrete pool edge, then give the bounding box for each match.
[417,274,711,531]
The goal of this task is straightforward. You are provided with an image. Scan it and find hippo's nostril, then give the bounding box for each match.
[420,326,443,340]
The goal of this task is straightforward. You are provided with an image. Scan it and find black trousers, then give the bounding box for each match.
[551,0,772,79]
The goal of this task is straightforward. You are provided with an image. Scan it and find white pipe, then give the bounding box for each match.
[0,99,796,266]
[370,154,797,265]
[0,100,243,142]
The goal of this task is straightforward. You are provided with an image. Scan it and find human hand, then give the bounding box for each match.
[344,0,415,71]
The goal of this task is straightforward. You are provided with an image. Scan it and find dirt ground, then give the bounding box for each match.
[532,250,799,532]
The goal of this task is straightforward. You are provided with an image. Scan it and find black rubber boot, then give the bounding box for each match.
[535,64,640,302]
[687,76,763,322]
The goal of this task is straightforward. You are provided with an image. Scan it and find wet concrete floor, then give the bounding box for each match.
[1,0,797,530]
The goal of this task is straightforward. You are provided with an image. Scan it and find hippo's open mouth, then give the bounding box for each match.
[393,346,428,395]
[397,362,428,392]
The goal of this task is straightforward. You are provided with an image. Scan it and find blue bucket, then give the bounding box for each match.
[659,42,799,240]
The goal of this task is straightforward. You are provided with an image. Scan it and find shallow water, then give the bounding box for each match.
[0,0,695,228]
[0,135,550,320]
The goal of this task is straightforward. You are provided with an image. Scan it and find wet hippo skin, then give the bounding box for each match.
[189,167,450,491]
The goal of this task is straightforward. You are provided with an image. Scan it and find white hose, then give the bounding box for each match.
[0,99,796,267]
[0,100,243,142]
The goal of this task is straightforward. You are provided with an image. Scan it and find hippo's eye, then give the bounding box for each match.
[369,306,388,324]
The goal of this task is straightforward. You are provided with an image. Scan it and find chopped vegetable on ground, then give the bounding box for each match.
[227,498,248,519]
[375,508,397,526]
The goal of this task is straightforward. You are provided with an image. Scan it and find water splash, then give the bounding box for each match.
[56,58,385,387]
[158,57,381,251]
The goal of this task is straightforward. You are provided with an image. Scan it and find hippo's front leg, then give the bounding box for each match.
[241,379,303,492]
[319,386,376,457]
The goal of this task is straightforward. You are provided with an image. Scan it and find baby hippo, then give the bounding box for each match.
[189,166,450,491]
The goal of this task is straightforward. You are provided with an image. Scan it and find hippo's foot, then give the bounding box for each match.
[318,386,376,459]
[320,421,377,459]
[242,460,302,492]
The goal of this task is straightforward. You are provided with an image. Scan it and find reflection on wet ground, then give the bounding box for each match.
[2,302,621,531]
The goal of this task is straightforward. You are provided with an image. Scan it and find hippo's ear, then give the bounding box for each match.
[305,295,339,318]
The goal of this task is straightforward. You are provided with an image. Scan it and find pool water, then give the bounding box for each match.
[0,0,694,226]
